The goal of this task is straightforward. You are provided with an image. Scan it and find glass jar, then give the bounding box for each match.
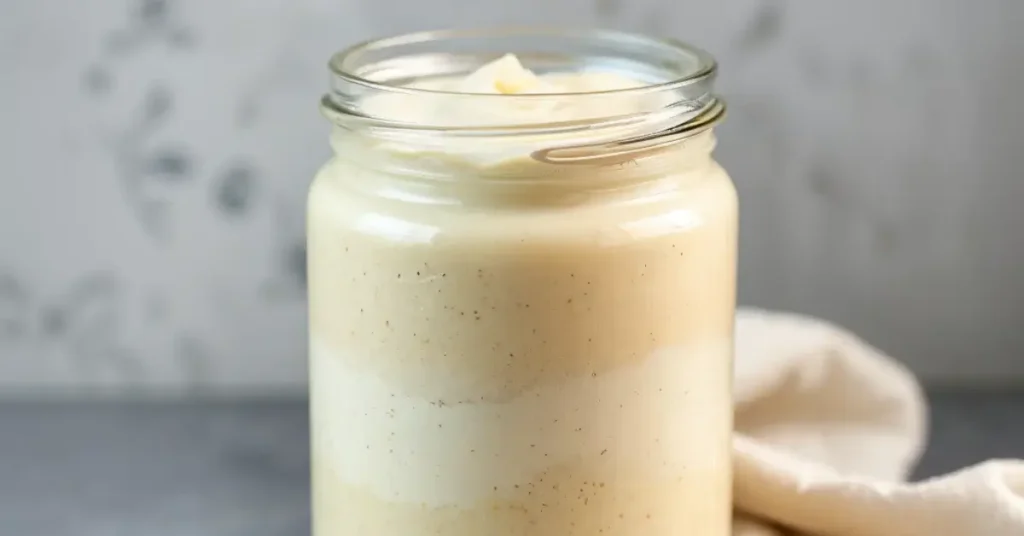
[309,28,736,536]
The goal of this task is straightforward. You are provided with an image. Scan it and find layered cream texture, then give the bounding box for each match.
[309,54,738,536]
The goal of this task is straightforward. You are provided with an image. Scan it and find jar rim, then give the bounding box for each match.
[321,27,725,165]
[327,27,718,99]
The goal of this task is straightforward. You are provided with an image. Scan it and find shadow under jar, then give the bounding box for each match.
[308,28,737,536]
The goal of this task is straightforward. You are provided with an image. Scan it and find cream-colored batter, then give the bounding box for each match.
[309,54,737,536]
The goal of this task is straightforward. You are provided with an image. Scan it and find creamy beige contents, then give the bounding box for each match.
[309,54,737,536]
[361,54,649,127]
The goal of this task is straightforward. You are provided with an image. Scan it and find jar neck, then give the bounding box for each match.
[321,28,725,208]
[326,127,718,208]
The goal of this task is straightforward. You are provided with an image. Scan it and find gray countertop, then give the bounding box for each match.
[3,391,1023,536]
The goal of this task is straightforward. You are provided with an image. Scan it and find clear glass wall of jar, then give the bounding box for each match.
[309,28,737,536]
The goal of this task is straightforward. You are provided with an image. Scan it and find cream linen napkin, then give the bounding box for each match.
[732,309,1024,535]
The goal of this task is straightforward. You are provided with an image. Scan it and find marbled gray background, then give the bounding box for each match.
[2,0,1022,395]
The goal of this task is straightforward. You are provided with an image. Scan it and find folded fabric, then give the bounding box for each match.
[732,309,1024,535]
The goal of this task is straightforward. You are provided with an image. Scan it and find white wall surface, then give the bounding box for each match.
[1,0,1022,395]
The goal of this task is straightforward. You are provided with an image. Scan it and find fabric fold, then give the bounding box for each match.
[732,309,1024,535]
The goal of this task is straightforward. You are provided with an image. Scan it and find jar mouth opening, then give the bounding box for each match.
[321,27,724,165]
[328,27,717,100]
